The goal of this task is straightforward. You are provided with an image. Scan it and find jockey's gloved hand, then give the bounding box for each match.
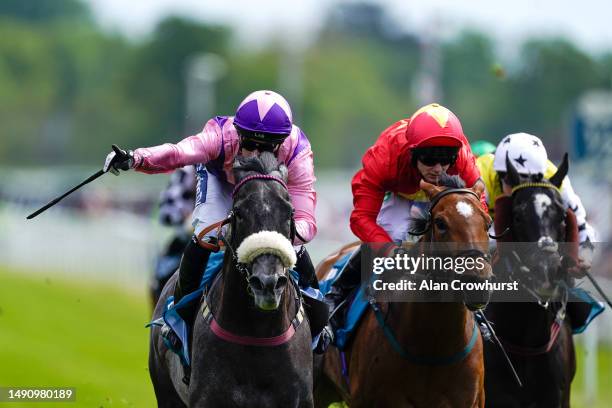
[104,144,135,176]
[576,240,595,278]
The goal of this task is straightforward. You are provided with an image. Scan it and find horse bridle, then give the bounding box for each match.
[196,174,304,279]
[368,187,490,365]
[503,180,567,306]
[408,187,492,264]
[194,173,305,348]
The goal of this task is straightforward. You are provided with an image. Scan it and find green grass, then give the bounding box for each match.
[572,341,612,407]
[0,268,156,407]
[0,268,610,407]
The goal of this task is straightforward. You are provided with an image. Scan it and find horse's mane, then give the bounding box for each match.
[233,152,288,183]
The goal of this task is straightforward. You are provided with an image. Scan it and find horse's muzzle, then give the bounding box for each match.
[248,274,288,311]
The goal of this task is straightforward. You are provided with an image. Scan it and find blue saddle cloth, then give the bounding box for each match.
[319,251,370,350]
[570,287,605,334]
[150,251,324,366]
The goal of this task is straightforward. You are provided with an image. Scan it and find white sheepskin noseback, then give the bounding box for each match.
[236,231,297,268]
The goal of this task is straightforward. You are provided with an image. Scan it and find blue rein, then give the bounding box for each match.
[370,300,479,366]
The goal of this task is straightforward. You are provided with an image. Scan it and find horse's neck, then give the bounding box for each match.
[389,238,475,353]
[216,264,294,338]
[391,301,473,355]
[487,301,555,346]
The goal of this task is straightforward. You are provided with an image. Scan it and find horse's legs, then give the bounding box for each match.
[313,371,343,408]
[475,383,485,408]
[149,273,188,408]
[313,350,347,407]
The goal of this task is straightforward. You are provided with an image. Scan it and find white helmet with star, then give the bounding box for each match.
[493,132,548,175]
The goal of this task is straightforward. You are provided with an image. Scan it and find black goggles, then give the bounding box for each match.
[418,155,457,166]
[240,137,280,153]
[235,126,287,152]
[412,147,459,167]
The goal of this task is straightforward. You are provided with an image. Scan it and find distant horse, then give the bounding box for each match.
[484,154,576,408]
[316,176,492,408]
[149,152,313,407]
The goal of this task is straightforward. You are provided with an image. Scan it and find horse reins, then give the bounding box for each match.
[498,254,569,356]
[196,173,306,347]
[201,274,305,347]
[495,181,568,357]
[196,174,306,252]
[369,187,491,366]
[409,187,496,241]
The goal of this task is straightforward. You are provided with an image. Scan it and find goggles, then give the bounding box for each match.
[235,125,288,153]
[240,137,280,153]
[418,154,457,166]
[412,147,459,167]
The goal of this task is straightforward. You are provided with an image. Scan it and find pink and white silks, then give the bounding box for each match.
[132,116,317,244]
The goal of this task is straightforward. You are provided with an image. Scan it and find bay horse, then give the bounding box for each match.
[484,154,576,408]
[316,176,493,408]
[149,152,313,407]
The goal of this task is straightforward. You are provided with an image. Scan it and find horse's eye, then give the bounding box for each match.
[434,218,447,232]
[233,208,242,219]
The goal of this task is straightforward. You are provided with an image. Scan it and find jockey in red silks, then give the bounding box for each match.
[103,90,318,322]
[323,103,487,341]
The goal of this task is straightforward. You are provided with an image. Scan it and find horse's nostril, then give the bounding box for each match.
[537,236,557,251]
[248,276,264,291]
[275,276,288,290]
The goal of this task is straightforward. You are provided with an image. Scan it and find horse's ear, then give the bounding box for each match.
[472,179,485,197]
[420,179,443,198]
[549,153,569,189]
[505,152,521,187]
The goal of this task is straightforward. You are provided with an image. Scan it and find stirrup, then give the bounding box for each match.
[161,324,185,359]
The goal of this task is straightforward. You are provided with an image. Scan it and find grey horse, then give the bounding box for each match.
[149,152,313,407]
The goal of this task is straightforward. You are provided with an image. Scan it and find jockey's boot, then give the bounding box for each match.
[325,247,362,327]
[315,247,363,354]
[295,246,318,289]
[173,236,213,324]
[313,325,334,354]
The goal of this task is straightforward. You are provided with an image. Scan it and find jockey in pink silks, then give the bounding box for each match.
[103,90,318,324]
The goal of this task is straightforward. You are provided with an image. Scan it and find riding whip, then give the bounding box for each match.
[585,272,612,309]
[26,169,106,220]
[475,310,523,388]
[26,145,130,220]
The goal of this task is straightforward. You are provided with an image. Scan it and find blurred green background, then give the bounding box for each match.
[1,0,611,406]
[1,0,611,168]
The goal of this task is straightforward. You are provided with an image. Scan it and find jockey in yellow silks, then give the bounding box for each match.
[476,132,596,274]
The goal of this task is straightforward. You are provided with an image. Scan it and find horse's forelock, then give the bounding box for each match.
[233,152,286,183]
[438,174,466,189]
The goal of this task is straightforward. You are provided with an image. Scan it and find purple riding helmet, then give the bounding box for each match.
[234,90,293,144]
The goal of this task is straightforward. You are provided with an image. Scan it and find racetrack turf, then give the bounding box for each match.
[0,268,156,407]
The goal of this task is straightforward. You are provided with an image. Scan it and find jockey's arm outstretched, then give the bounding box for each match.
[103,90,318,324]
